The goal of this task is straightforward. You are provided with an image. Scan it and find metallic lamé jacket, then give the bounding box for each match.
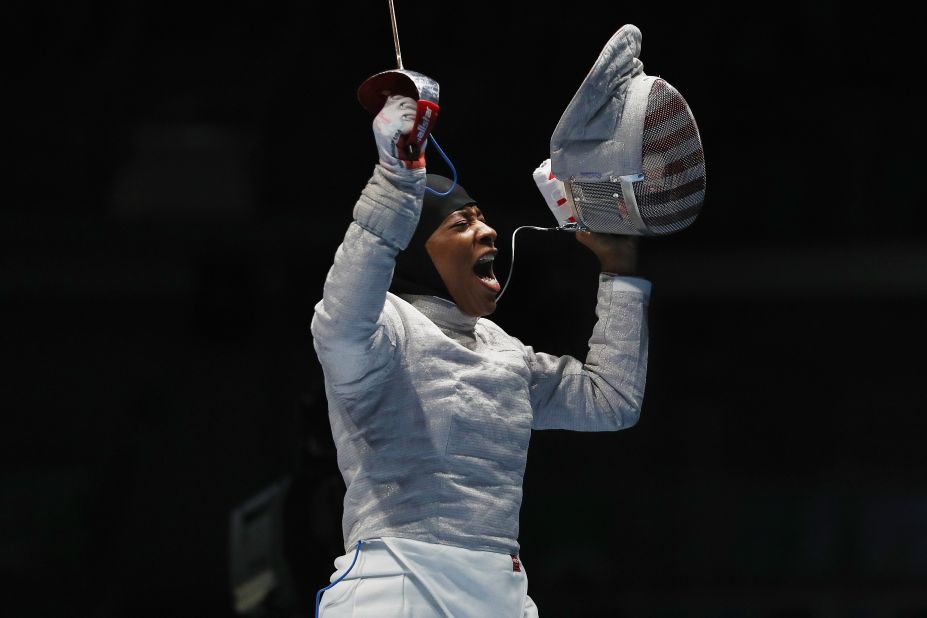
[311,164,649,555]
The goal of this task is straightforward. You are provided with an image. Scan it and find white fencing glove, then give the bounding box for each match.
[373,95,427,170]
[532,158,577,227]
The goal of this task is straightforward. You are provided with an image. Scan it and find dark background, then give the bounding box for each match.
[5,1,927,616]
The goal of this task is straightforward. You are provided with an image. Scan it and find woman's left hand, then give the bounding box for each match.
[576,231,639,276]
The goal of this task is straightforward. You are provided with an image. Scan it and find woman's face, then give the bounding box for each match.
[425,205,499,317]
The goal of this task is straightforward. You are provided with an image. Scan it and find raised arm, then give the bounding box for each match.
[529,232,649,430]
[310,96,426,392]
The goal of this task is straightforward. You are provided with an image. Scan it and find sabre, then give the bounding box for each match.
[357,2,440,163]
[356,1,455,193]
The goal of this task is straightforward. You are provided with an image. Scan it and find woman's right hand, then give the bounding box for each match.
[373,95,423,170]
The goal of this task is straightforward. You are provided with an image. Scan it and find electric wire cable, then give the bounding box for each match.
[424,134,457,196]
[315,539,364,618]
[495,223,587,303]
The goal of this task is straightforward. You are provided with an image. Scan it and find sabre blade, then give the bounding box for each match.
[388,0,403,69]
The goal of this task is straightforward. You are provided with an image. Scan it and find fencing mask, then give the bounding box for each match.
[546,24,706,235]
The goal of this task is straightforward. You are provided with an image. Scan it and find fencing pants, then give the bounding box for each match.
[318,537,539,617]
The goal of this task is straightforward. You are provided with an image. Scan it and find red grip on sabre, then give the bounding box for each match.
[397,100,440,161]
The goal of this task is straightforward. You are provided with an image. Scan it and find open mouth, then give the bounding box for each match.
[473,252,501,294]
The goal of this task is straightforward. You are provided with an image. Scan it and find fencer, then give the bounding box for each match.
[310,93,651,616]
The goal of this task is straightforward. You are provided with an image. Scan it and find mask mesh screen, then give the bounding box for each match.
[569,79,706,235]
[569,181,640,235]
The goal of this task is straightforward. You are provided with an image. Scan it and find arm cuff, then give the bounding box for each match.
[602,274,651,298]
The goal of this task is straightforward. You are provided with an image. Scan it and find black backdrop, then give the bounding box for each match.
[5,1,927,616]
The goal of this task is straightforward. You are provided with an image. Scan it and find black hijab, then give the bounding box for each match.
[389,174,478,300]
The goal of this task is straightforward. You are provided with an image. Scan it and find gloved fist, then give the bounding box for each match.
[373,95,426,170]
[532,159,577,226]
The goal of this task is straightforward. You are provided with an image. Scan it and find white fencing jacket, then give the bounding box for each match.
[311,164,649,556]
